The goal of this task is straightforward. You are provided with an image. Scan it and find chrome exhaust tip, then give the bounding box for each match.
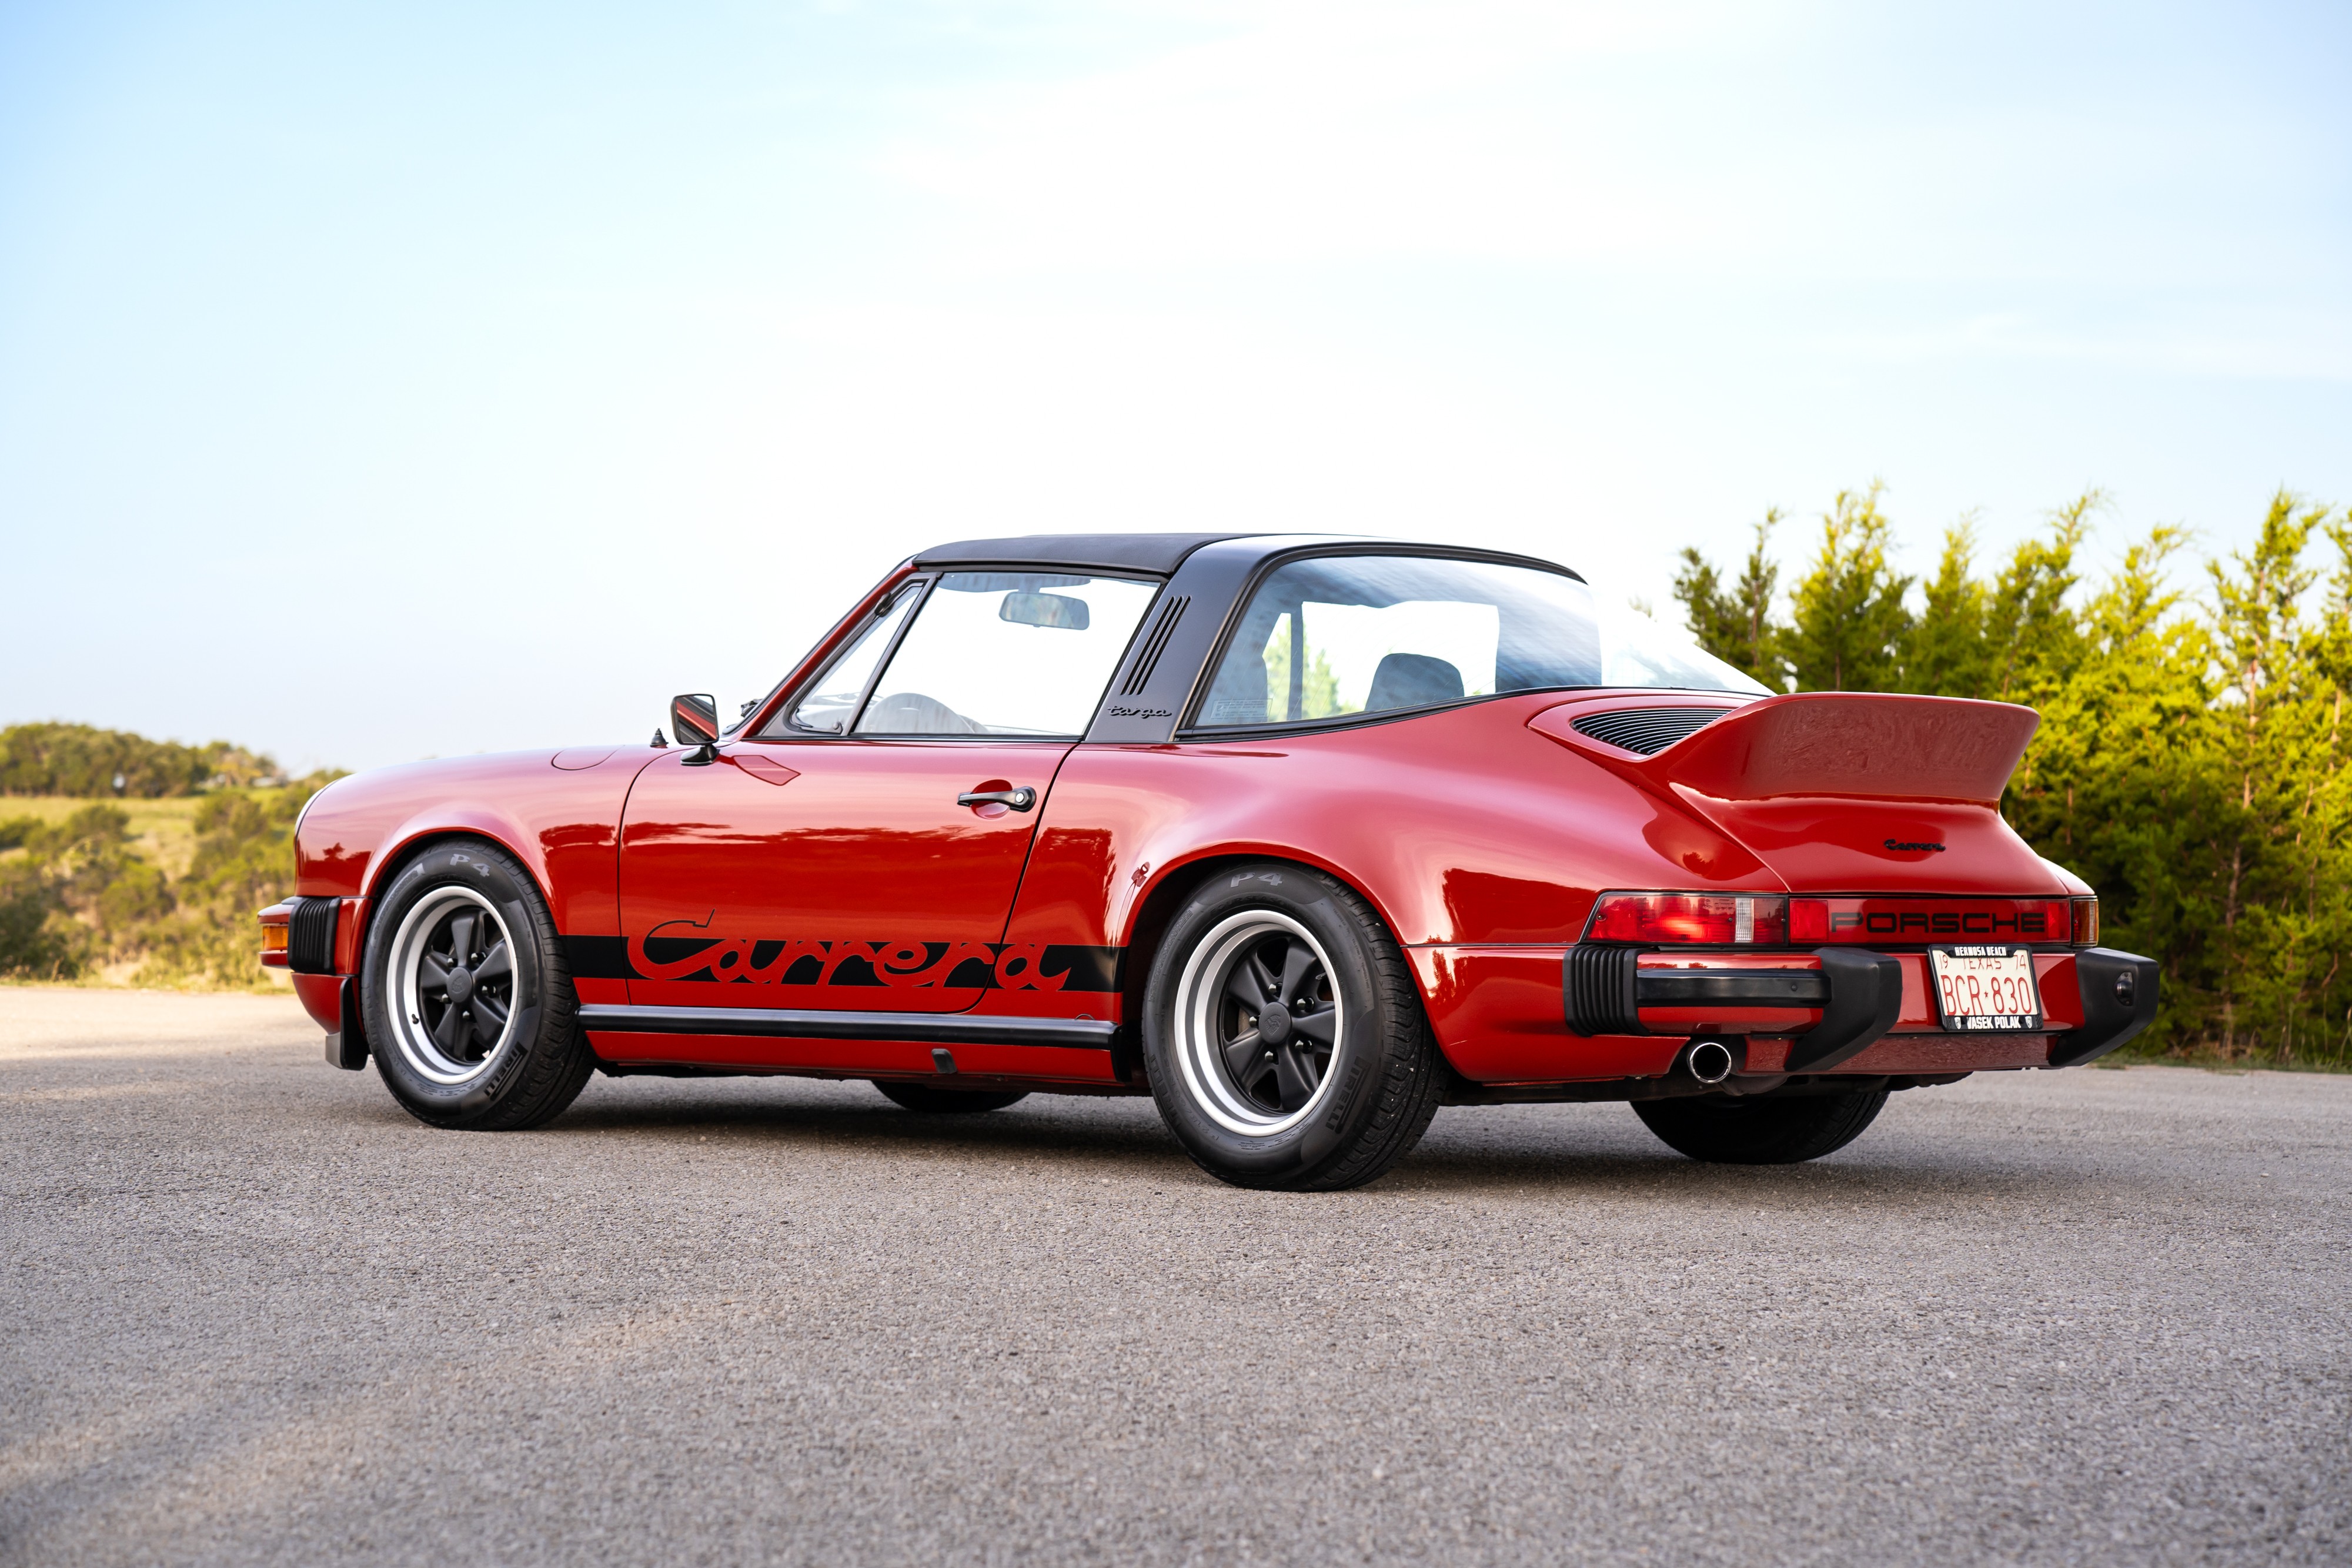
[1683,1038,1736,1086]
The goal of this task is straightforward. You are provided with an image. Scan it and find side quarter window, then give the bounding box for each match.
[766,583,924,737]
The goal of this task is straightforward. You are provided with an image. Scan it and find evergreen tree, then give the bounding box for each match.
[1905,520,1991,696]
[1673,510,1789,689]
[1985,492,2096,703]
[1787,484,1914,691]
[1672,483,2352,1066]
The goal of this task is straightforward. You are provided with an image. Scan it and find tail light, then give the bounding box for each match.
[1583,892,1788,945]
[2072,897,2100,947]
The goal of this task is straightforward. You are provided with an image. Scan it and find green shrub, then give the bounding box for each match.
[0,862,85,979]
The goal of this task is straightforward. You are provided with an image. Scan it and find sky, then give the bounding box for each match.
[1,0,2346,773]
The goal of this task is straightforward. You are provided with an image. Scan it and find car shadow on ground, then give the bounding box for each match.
[1384,1143,2056,1202]
[437,1078,2068,1203]
[542,1080,1190,1161]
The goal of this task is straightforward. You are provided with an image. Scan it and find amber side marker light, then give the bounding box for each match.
[259,912,290,967]
[2072,897,2100,947]
[1584,892,1788,945]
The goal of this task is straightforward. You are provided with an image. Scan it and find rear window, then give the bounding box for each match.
[1193,554,1765,729]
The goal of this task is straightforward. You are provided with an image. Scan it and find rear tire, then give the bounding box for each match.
[871,1081,1030,1113]
[1141,862,1444,1192]
[362,840,594,1131]
[1633,1086,1889,1164]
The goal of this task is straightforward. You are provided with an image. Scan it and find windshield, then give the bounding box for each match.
[1194,554,1765,728]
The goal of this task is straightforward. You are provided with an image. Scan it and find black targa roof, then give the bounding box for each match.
[913,533,1249,576]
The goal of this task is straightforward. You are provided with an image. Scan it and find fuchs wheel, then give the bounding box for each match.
[1632,1086,1890,1165]
[362,840,594,1131]
[1142,862,1444,1192]
[871,1081,1030,1113]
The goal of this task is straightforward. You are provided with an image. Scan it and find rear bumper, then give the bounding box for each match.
[1563,944,2159,1072]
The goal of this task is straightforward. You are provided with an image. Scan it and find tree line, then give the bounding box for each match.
[1,721,282,797]
[1673,484,2352,1068]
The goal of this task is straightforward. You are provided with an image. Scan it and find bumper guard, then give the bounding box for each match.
[1565,944,2160,1074]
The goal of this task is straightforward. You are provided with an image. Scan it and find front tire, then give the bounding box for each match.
[362,840,594,1131]
[1632,1086,1889,1164]
[1142,863,1443,1191]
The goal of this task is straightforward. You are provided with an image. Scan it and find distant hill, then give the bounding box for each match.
[0,722,285,798]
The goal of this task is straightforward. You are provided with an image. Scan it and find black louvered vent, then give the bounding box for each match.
[1118,595,1189,696]
[289,897,339,975]
[1563,946,1641,1037]
[1570,706,1731,756]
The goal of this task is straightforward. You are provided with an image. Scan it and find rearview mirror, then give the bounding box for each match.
[1000,591,1089,630]
[670,693,720,765]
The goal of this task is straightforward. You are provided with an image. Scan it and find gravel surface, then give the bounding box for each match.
[2,987,2346,1566]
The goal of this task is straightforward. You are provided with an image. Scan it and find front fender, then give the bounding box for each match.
[296,747,654,944]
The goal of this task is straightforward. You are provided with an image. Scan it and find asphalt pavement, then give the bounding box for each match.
[2,987,2346,1566]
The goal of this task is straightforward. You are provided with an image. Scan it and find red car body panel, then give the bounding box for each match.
[276,534,2140,1094]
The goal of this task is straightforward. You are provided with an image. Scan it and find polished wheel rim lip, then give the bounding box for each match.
[387,888,519,1087]
[1172,910,1345,1138]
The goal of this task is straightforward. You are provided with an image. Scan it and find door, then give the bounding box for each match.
[616,567,1162,1016]
[617,740,1071,1012]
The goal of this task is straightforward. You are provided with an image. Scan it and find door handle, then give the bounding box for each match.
[957,787,1036,811]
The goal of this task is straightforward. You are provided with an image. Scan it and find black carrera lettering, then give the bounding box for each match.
[617,932,1125,992]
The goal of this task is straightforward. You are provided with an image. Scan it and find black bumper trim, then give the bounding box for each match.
[1562,945,1902,1071]
[2047,947,2160,1067]
[288,896,340,975]
[1635,970,1830,1007]
[577,1004,1115,1050]
[1563,946,1639,1035]
[1786,948,1905,1071]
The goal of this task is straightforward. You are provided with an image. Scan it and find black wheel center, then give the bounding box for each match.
[445,967,474,1004]
[1256,1004,1292,1046]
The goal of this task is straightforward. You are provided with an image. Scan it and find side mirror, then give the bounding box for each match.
[670,693,720,765]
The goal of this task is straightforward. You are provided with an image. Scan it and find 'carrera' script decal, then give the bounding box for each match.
[577,918,1120,992]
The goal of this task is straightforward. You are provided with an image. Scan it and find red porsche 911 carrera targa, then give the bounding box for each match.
[260,533,2157,1189]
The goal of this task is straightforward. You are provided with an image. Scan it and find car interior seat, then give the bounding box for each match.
[1364,653,1465,713]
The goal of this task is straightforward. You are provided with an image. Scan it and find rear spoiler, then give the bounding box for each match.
[1539,692,2041,806]
[1655,692,2037,804]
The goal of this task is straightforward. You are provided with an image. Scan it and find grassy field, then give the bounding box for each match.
[0,795,208,879]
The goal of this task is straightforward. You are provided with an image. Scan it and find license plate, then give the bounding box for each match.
[1927,945,2043,1031]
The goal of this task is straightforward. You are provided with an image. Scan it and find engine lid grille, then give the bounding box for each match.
[1570,706,1734,756]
